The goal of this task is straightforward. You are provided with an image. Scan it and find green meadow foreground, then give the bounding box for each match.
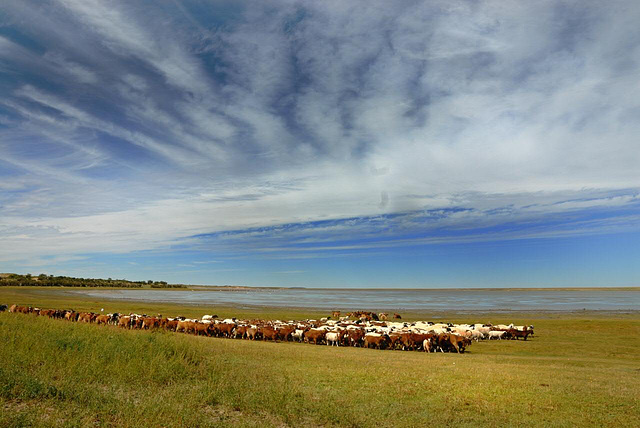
[1,288,639,427]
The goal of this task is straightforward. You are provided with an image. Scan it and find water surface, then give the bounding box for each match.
[71,288,640,311]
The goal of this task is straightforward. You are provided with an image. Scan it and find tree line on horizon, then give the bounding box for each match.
[0,273,185,288]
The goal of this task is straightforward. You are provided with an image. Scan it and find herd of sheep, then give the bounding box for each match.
[2,304,534,353]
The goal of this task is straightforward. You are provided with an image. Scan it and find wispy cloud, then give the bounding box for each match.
[273,271,306,274]
[0,0,639,275]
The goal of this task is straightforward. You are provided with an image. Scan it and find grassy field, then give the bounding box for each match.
[0,287,639,427]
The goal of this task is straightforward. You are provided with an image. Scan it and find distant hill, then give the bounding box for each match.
[0,273,184,288]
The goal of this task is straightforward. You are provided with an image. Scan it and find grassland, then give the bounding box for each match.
[1,287,639,427]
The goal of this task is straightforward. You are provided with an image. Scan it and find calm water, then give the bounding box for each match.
[71,288,640,311]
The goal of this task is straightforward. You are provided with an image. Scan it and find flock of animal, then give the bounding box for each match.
[2,304,534,353]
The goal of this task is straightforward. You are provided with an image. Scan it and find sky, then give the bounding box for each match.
[0,0,639,288]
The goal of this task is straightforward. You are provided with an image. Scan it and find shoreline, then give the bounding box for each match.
[67,291,640,314]
[192,285,640,292]
[3,285,638,292]
[2,287,636,316]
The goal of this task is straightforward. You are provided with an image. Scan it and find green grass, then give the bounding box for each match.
[0,287,639,427]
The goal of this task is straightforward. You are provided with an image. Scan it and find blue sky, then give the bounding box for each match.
[0,1,639,287]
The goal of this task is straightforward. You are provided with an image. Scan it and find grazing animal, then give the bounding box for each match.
[346,329,365,347]
[509,327,532,341]
[292,329,305,342]
[233,325,249,339]
[277,325,295,341]
[40,309,55,318]
[326,330,346,347]
[164,319,179,331]
[217,322,235,338]
[78,312,96,323]
[95,315,110,325]
[194,322,211,336]
[446,334,471,353]
[364,333,389,350]
[304,328,326,345]
[488,331,506,340]
[388,333,404,350]
[118,316,131,329]
[246,327,260,341]
[65,311,79,322]
[401,333,432,351]
[142,317,161,330]
[176,320,196,334]
[469,330,485,341]
[4,301,529,354]
[260,326,279,341]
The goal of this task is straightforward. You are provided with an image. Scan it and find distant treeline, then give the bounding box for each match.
[0,273,185,288]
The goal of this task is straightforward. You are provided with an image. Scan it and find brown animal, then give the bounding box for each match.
[331,311,341,318]
[393,313,402,320]
[129,317,143,329]
[277,325,296,341]
[217,322,235,338]
[346,329,365,347]
[388,332,405,350]
[233,325,249,339]
[95,315,110,325]
[40,309,55,318]
[194,322,211,336]
[401,333,432,351]
[246,327,260,340]
[352,311,379,321]
[164,319,178,331]
[304,328,326,345]
[363,334,389,350]
[509,327,532,341]
[16,306,30,314]
[176,320,196,334]
[118,316,131,328]
[78,312,96,323]
[422,337,434,353]
[142,317,161,330]
[438,334,471,353]
[260,326,279,341]
[421,333,436,352]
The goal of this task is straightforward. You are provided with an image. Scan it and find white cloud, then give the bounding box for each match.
[0,0,639,263]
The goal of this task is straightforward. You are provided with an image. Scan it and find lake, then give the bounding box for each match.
[71,288,640,311]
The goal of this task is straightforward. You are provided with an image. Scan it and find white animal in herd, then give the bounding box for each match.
[325,331,341,346]
[488,331,506,340]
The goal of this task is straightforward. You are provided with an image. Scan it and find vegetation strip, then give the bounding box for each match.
[0,273,184,288]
